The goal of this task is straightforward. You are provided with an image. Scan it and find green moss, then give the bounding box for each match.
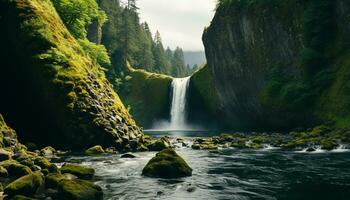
[57,179,103,200]
[118,68,172,128]
[0,0,142,149]
[4,172,43,197]
[60,163,95,179]
[45,173,65,188]
[0,160,32,178]
[142,148,192,178]
[0,166,8,177]
[12,195,37,200]
[34,156,57,173]
[148,137,170,151]
[85,145,105,155]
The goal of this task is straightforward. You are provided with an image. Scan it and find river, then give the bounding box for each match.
[54,131,350,200]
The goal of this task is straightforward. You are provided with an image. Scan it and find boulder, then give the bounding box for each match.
[0,160,32,178]
[34,157,57,173]
[142,148,192,178]
[57,179,103,200]
[12,195,37,200]
[45,173,65,189]
[120,153,137,158]
[0,148,12,161]
[85,145,105,155]
[60,164,94,179]
[0,166,8,177]
[148,137,170,151]
[40,146,56,157]
[4,171,43,197]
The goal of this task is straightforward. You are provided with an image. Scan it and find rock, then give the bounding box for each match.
[321,139,338,150]
[12,195,37,200]
[201,143,218,150]
[85,145,105,155]
[45,173,65,188]
[142,148,192,178]
[57,179,103,200]
[137,144,148,152]
[0,166,8,177]
[40,146,56,157]
[60,164,95,179]
[0,148,12,161]
[0,160,32,178]
[306,147,316,152]
[120,153,136,158]
[4,171,43,197]
[191,144,201,150]
[148,137,170,151]
[34,157,57,173]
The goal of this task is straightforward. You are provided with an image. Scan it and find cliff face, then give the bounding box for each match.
[118,69,172,128]
[202,0,350,130]
[0,0,142,150]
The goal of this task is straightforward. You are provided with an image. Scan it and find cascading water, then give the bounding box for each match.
[169,77,191,130]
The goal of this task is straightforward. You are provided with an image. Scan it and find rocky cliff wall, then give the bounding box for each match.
[202,0,350,130]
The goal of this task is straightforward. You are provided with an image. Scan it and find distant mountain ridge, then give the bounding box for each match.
[184,51,206,68]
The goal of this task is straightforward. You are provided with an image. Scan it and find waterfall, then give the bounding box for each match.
[169,77,191,130]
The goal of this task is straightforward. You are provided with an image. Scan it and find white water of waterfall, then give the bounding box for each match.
[169,77,191,130]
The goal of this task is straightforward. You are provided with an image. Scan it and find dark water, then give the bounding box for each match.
[58,131,350,200]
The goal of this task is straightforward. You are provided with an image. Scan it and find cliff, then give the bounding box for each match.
[0,0,142,150]
[201,0,350,130]
[118,68,173,128]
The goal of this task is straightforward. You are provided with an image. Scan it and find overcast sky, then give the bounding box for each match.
[138,0,216,51]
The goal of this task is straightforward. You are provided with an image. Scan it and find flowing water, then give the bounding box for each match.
[56,131,350,200]
[169,77,191,130]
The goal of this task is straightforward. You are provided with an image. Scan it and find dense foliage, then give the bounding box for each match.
[98,0,194,78]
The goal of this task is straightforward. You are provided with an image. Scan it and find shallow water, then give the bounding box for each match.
[57,131,350,200]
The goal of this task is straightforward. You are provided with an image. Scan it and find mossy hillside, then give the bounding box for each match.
[0,0,142,149]
[118,68,173,128]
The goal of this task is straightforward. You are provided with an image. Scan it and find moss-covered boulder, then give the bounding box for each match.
[60,164,94,179]
[57,179,103,200]
[85,145,105,155]
[0,160,32,178]
[148,137,170,151]
[0,165,8,177]
[34,156,57,173]
[142,148,192,178]
[0,0,143,150]
[40,146,56,157]
[0,148,12,161]
[4,172,43,197]
[45,173,66,189]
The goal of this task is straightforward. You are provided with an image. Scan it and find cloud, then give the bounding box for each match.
[138,0,216,51]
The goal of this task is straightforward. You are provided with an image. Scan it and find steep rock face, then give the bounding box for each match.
[119,68,172,128]
[203,0,350,130]
[0,0,142,150]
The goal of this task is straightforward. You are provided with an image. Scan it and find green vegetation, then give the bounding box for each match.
[57,179,103,200]
[85,145,105,154]
[4,172,44,197]
[142,148,192,178]
[118,69,172,128]
[60,163,95,179]
[0,0,142,149]
[99,0,194,78]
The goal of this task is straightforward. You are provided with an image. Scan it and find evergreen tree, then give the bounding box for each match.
[152,31,170,74]
[171,47,186,77]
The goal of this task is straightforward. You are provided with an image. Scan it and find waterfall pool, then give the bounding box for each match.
[54,131,350,200]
